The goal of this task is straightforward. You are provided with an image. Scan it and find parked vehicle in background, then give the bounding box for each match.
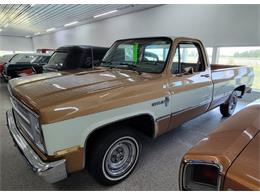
[2,53,51,80]
[179,99,260,191]
[0,54,16,78]
[43,45,109,73]
[6,36,254,185]
[36,48,55,54]
[17,54,51,77]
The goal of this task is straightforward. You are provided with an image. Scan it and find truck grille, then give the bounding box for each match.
[11,97,35,140]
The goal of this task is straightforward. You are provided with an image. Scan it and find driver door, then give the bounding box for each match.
[168,41,213,129]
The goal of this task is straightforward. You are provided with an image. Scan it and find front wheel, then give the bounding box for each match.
[86,127,140,185]
[220,91,238,117]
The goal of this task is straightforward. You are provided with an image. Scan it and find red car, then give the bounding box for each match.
[0,54,15,76]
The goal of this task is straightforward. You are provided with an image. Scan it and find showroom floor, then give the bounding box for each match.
[0,80,252,191]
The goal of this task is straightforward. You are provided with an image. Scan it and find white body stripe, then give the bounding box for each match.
[42,97,171,155]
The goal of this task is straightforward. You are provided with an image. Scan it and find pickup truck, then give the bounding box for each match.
[6,36,254,185]
[179,100,260,191]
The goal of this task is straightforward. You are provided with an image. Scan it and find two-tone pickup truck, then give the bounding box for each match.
[6,36,254,185]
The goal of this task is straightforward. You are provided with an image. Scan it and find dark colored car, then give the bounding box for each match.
[2,53,51,80]
[43,45,109,73]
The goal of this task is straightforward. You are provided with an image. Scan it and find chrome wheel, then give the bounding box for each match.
[102,136,139,181]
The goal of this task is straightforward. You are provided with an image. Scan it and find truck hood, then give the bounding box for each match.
[9,68,161,119]
[183,105,260,174]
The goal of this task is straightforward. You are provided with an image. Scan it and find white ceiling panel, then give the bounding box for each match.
[0,4,158,37]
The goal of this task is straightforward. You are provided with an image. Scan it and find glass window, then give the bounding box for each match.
[101,38,171,73]
[46,52,68,69]
[172,43,205,74]
[31,55,51,64]
[0,54,15,63]
[218,47,260,90]
[10,54,38,64]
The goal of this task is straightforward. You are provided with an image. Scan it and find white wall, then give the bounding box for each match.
[32,4,260,49]
[0,36,33,51]
[258,7,260,44]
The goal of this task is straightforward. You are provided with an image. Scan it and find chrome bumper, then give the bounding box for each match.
[6,109,67,183]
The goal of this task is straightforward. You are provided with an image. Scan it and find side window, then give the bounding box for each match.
[171,43,205,74]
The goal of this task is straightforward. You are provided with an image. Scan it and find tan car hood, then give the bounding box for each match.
[223,132,260,190]
[183,105,260,174]
[9,68,165,123]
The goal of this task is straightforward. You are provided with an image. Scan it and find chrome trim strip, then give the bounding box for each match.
[10,98,30,124]
[172,102,209,117]
[156,114,170,121]
[6,110,67,183]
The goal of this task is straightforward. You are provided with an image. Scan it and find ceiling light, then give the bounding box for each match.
[0,29,2,32]
[46,28,55,32]
[30,4,35,7]
[34,32,41,35]
[94,10,118,18]
[25,35,31,38]
[4,23,9,28]
[64,21,79,27]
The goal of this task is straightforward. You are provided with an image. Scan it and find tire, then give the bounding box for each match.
[86,127,140,185]
[220,91,238,117]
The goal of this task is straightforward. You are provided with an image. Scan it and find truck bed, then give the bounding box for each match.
[209,64,254,109]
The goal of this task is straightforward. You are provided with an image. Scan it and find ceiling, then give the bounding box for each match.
[0,4,158,37]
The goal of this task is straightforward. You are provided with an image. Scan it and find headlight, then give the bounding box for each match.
[180,161,222,191]
[30,114,46,152]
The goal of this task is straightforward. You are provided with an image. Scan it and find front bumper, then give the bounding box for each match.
[6,109,68,183]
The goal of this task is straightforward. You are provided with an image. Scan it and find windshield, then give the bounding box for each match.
[101,38,171,73]
[10,54,38,64]
[0,54,14,63]
[46,52,68,69]
[31,55,51,64]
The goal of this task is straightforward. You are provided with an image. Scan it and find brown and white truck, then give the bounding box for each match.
[6,36,254,185]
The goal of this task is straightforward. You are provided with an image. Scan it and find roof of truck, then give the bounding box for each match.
[56,45,109,52]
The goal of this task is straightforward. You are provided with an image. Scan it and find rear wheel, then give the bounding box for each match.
[220,91,238,117]
[86,127,140,185]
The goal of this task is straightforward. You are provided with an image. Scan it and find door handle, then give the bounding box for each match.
[201,74,210,78]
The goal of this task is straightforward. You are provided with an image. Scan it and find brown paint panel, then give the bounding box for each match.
[223,132,260,191]
[169,104,209,130]
[9,70,170,124]
[61,148,84,173]
[155,115,171,136]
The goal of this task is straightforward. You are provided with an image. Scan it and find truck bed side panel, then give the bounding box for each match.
[210,65,254,109]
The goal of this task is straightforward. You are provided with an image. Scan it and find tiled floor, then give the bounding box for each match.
[0,80,253,190]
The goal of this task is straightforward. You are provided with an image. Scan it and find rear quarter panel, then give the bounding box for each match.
[211,65,254,104]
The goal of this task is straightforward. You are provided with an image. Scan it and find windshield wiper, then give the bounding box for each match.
[119,62,142,75]
[101,60,117,69]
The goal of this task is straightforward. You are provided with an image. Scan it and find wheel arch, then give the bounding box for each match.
[234,85,246,98]
[83,113,156,167]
